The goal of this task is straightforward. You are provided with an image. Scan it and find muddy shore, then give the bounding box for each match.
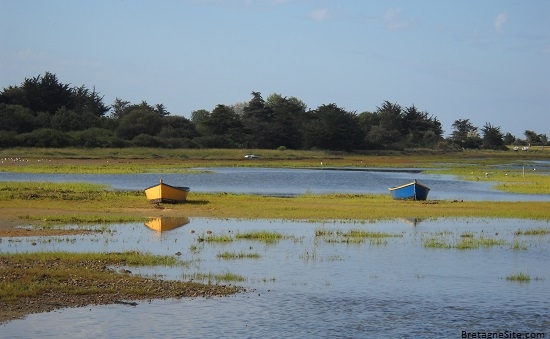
[0,207,242,324]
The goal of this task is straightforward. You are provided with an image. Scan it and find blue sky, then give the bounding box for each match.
[1,0,549,137]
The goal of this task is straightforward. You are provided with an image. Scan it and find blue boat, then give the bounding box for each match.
[388,180,430,200]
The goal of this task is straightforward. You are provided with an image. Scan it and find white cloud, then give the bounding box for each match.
[494,13,507,32]
[310,8,329,22]
[383,8,411,30]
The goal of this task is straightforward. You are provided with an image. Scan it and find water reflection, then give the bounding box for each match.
[1,218,549,337]
[144,216,189,232]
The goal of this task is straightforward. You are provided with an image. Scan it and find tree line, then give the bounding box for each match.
[0,72,547,151]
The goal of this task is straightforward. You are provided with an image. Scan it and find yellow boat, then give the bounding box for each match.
[145,216,189,232]
[144,179,190,204]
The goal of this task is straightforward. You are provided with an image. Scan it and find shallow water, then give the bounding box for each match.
[2,167,550,201]
[2,218,549,338]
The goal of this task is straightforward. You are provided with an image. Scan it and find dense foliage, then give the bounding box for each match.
[0,72,547,151]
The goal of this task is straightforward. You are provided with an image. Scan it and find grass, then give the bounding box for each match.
[454,236,506,250]
[2,182,550,228]
[514,227,550,236]
[217,251,261,260]
[423,237,452,249]
[424,235,505,250]
[235,231,286,243]
[19,214,145,226]
[315,228,402,244]
[198,234,233,243]
[0,251,185,302]
[425,164,550,195]
[510,240,528,250]
[199,231,287,244]
[182,271,246,283]
[1,148,550,226]
[505,273,531,282]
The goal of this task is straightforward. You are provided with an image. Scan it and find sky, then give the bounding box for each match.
[1,0,549,137]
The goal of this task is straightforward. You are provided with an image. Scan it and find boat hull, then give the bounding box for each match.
[388,181,430,201]
[144,181,190,204]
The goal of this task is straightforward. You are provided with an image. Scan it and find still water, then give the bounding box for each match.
[1,167,550,201]
[1,218,549,338]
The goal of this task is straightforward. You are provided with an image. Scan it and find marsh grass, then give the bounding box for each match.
[514,228,550,236]
[427,165,550,195]
[460,231,474,238]
[344,229,403,238]
[199,234,233,243]
[510,240,528,250]
[0,181,143,203]
[505,273,531,282]
[316,228,401,244]
[424,235,505,250]
[19,214,145,226]
[2,183,550,226]
[217,251,261,260]
[0,251,184,301]
[455,236,506,250]
[235,231,286,243]
[369,238,388,246]
[423,237,452,249]
[183,271,246,283]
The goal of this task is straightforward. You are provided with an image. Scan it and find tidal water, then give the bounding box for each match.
[1,218,549,338]
[1,166,550,201]
[1,167,549,337]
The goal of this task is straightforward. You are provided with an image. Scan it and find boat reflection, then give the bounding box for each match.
[144,216,190,232]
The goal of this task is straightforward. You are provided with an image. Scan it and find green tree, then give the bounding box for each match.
[50,107,100,132]
[503,132,516,145]
[241,92,275,148]
[16,128,73,147]
[158,116,199,139]
[204,104,244,145]
[191,109,211,136]
[115,109,163,140]
[302,103,364,151]
[481,122,506,150]
[72,85,110,117]
[0,104,37,133]
[110,98,131,120]
[451,119,481,149]
[360,101,404,150]
[524,130,544,146]
[401,105,443,147]
[19,72,73,114]
[264,93,307,149]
